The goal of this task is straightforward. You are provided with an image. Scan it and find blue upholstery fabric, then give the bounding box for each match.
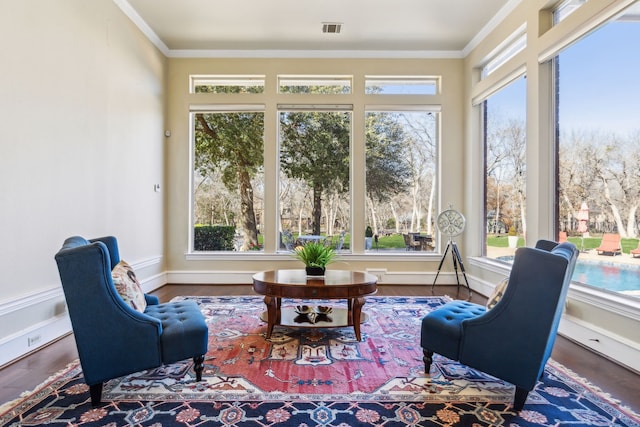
[420,301,485,358]
[55,236,208,405]
[420,240,579,411]
[145,301,209,364]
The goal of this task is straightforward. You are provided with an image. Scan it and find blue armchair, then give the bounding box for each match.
[55,236,209,406]
[420,240,578,410]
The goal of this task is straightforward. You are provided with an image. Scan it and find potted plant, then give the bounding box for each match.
[508,226,518,248]
[292,241,337,276]
[365,226,374,250]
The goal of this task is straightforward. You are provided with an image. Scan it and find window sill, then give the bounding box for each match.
[185,251,443,262]
[469,256,640,320]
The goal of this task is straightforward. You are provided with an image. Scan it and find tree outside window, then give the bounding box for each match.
[483,76,527,258]
[192,111,264,252]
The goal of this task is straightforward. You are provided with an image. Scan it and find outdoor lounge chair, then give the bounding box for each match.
[631,241,640,258]
[403,233,421,250]
[558,231,567,243]
[595,233,622,256]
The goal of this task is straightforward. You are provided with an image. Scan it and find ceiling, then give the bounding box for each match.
[118,0,520,57]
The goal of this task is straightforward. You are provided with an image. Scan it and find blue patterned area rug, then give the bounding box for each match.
[1,295,639,426]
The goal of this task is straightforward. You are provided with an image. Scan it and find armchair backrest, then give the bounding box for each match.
[55,236,161,385]
[459,240,578,390]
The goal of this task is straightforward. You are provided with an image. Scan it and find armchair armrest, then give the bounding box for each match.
[145,293,160,305]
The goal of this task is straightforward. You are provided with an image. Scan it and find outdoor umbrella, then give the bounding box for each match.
[577,202,589,251]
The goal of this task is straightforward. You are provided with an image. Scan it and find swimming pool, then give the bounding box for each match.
[496,257,640,296]
[572,260,640,295]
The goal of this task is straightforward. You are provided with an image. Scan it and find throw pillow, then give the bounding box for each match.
[486,277,509,310]
[112,260,147,312]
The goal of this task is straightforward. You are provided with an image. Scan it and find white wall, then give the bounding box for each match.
[0,0,166,365]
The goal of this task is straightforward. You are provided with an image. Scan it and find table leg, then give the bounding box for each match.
[264,296,279,339]
[352,297,365,341]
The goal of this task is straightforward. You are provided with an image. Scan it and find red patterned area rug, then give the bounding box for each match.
[1,295,639,426]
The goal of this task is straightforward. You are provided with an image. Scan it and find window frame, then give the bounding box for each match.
[185,74,444,260]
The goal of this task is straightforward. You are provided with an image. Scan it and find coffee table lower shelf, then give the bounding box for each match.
[259,306,369,334]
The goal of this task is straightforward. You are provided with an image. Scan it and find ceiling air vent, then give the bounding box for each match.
[322,22,342,34]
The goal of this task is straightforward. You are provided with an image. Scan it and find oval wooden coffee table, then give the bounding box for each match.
[252,269,378,341]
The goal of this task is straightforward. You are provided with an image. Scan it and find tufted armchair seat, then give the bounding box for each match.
[421,301,486,358]
[55,236,209,406]
[421,240,579,411]
[144,301,209,363]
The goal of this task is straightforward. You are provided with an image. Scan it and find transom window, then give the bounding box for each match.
[365,76,438,95]
[553,0,589,24]
[278,75,352,94]
[190,75,265,94]
[480,27,527,79]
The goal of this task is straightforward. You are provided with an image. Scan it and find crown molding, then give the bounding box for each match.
[166,49,464,59]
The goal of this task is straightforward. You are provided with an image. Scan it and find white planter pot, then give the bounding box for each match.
[508,235,518,248]
[365,237,373,250]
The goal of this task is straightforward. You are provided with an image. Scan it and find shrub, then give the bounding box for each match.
[194,225,236,251]
[365,226,374,238]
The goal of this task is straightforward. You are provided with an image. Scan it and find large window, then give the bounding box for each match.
[189,74,441,254]
[556,7,640,298]
[191,108,265,252]
[483,76,527,259]
[365,110,438,252]
[278,109,351,251]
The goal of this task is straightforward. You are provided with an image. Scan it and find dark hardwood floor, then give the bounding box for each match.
[1,284,638,413]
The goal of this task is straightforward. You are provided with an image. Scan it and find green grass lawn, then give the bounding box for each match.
[488,235,639,254]
[289,233,640,254]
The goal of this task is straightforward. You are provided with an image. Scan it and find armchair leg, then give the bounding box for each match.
[513,386,529,411]
[193,355,205,381]
[423,349,434,373]
[89,383,103,406]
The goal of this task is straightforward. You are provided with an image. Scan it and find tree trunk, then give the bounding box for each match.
[390,202,400,233]
[367,196,379,235]
[411,182,421,232]
[601,176,626,237]
[426,178,435,236]
[519,190,527,242]
[297,207,304,237]
[495,183,501,233]
[562,192,572,232]
[312,183,322,235]
[238,169,258,250]
[626,204,638,238]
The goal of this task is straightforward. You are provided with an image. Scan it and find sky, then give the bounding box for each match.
[559,21,640,136]
[491,20,640,136]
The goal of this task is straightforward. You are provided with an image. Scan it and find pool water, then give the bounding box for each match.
[496,256,640,296]
[572,261,640,294]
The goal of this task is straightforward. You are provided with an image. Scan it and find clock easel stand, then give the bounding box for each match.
[431,237,472,297]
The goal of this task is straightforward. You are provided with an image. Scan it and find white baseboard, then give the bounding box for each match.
[0,314,72,368]
[0,260,165,369]
[139,272,168,293]
[559,314,640,374]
